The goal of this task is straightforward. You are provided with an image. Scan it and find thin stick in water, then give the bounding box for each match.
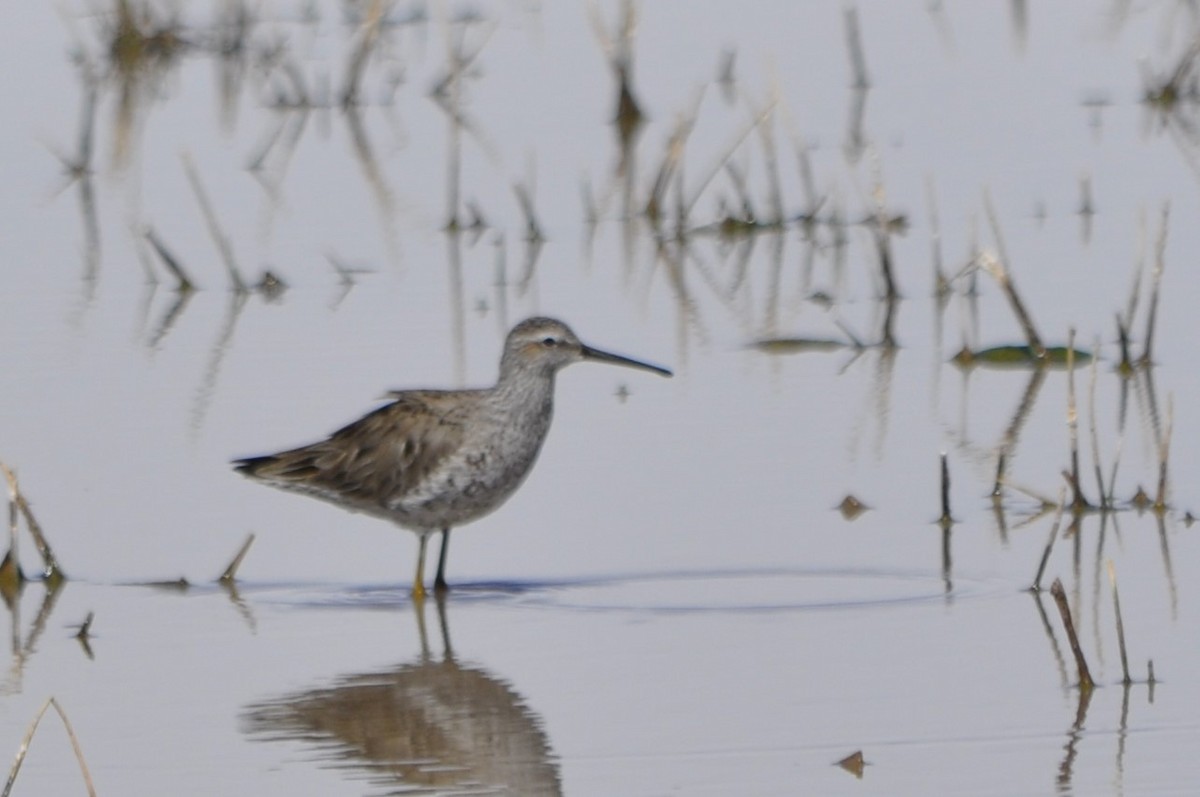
[976,250,1044,358]
[218,533,256,583]
[144,227,195,292]
[843,6,870,89]
[939,453,951,525]
[1031,488,1067,591]
[1154,394,1173,513]
[182,152,246,293]
[1140,202,1169,366]
[1065,329,1087,509]
[2,697,96,797]
[0,463,66,586]
[1086,339,1107,508]
[1050,577,1095,690]
[1107,560,1131,685]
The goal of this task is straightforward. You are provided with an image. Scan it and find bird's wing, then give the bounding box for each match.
[234,392,471,506]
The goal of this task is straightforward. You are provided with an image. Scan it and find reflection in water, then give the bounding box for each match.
[0,580,67,697]
[243,599,561,796]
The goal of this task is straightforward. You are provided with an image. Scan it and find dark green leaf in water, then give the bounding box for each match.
[750,338,849,355]
[952,345,1092,369]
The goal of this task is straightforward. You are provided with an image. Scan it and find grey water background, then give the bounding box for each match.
[1,2,1199,794]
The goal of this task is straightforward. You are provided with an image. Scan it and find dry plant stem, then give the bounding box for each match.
[1086,343,1107,507]
[982,189,1012,278]
[2,697,97,797]
[1141,202,1169,365]
[341,0,389,106]
[926,175,945,292]
[843,6,870,89]
[939,453,951,524]
[1065,329,1086,508]
[1107,561,1132,685]
[75,612,94,640]
[182,152,246,292]
[682,100,772,220]
[144,227,195,291]
[1032,489,1068,591]
[644,110,695,224]
[219,533,256,583]
[0,463,65,584]
[1115,314,1132,372]
[512,182,544,242]
[1049,578,1095,690]
[976,251,1044,357]
[1155,394,1173,512]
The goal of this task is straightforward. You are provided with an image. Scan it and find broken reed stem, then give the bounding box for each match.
[340,0,387,106]
[939,453,951,524]
[1141,202,1169,366]
[682,100,771,221]
[0,463,65,585]
[1065,329,1085,509]
[1049,577,1095,691]
[75,612,94,641]
[1107,561,1132,685]
[1086,341,1107,508]
[644,106,697,226]
[2,697,96,797]
[750,85,785,224]
[926,176,946,294]
[1115,314,1133,375]
[843,6,870,89]
[182,152,246,293]
[512,182,544,242]
[976,251,1044,358]
[144,227,195,291]
[1155,394,1173,512]
[1031,488,1068,591]
[1,488,21,592]
[218,533,256,583]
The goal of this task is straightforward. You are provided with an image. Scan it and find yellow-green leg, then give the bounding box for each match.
[434,527,451,593]
[412,533,429,601]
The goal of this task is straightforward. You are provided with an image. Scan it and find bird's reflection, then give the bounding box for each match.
[242,597,562,796]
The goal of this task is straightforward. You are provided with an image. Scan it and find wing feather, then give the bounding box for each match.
[234,392,473,508]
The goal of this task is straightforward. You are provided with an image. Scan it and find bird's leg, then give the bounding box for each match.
[434,527,451,593]
[412,533,429,602]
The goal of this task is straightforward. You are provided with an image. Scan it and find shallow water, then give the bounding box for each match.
[1,2,1199,795]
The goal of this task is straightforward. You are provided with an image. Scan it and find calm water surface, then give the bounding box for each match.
[1,2,1199,795]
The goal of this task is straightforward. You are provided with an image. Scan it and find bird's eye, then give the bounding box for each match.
[541,337,557,347]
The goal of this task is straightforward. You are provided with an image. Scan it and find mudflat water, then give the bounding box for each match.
[1,3,1199,795]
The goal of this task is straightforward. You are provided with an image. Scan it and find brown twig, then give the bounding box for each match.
[218,533,256,583]
[2,698,96,797]
[1086,341,1108,508]
[144,226,195,291]
[1050,578,1095,690]
[1154,394,1173,513]
[939,453,952,525]
[1107,561,1131,685]
[1140,203,1169,366]
[0,463,66,586]
[1065,329,1087,509]
[1031,488,1067,591]
[182,152,246,292]
[976,250,1044,358]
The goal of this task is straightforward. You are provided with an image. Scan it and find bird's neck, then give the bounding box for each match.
[493,363,556,418]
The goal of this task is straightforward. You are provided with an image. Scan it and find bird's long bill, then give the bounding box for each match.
[581,343,673,377]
